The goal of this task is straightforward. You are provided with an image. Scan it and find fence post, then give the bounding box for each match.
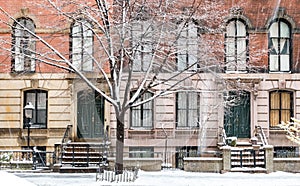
[264,145,274,173]
[32,147,36,170]
[221,146,231,172]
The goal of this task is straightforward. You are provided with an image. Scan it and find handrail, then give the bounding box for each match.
[62,124,73,144]
[59,124,72,164]
[255,126,268,146]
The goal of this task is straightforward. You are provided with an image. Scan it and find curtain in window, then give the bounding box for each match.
[177,22,198,71]
[269,21,290,72]
[132,21,153,72]
[24,90,47,128]
[72,20,93,71]
[270,91,292,127]
[14,18,36,72]
[177,92,200,127]
[131,91,153,128]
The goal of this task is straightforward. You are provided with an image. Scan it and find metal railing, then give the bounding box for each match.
[0,149,54,170]
[231,148,266,168]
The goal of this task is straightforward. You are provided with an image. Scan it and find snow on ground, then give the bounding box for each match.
[0,171,36,186]
[3,169,300,186]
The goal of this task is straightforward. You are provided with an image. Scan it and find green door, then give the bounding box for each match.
[77,90,105,139]
[224,91,250,138]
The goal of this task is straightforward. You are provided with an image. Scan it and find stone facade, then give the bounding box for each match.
[0,0,300,170]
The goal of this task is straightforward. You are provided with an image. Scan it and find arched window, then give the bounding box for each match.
[130,91,153,128]
[225,19,248,72]
[23,89,47,128]
[177,21,198,71]
[269,19,291,72]
[270,90,293,128]
[132,21,153,72]
[12,17,36,72]
[71,19,93,71]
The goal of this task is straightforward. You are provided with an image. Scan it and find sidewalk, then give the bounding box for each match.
[0,171,36,186]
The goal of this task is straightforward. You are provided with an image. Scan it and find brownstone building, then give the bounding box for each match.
[0,0,300,171]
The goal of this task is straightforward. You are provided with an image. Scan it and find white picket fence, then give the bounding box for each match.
[96,169,138,183]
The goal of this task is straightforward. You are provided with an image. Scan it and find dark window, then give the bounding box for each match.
[12,18,36,72]
[24,90,47,128]
[177,22,198,71]
[71,19,93,71]
[268,19,291,72]
[225,19,248,72]
[130,91,153,128]
[176,92,200,128]
[129,147,154,158]
[270,91,293,128]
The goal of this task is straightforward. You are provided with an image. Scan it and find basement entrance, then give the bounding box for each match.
[77,90,105,139]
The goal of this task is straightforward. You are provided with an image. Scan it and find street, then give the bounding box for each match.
[11,170,300,186]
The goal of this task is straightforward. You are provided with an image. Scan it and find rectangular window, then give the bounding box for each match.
[176,92,200,128]
[24,90,47,129]
[129,147,154,158]
[270,91,293,128]
[130,91,153,128]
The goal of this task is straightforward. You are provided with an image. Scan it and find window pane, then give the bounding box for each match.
[280,55,290,71]
[269,22,278,37]
[281,110,290,123]
[143,110,152,127]
[236,20,246,36]
[177,110,186,127]
[271,92,280,109]
[280,22,289,38]
[281,93,291,109]
[131,108,141,127]
[270,110,279,127]
[37,93,46,109]
[269,55,279,71]
[226,21,235,37]
[177,93,187,109]
[188,109,198,127]
[280,39,289,54]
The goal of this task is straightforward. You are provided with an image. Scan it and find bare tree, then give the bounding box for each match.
[278,118,300,145]
[0,0,228,173]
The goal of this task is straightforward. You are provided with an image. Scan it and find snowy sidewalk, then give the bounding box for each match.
[0,171,36,186]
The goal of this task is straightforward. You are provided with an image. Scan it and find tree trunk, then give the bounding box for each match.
[115,117,124,174]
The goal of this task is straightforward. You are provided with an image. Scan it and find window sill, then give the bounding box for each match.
[225,71,248,74]
[129,128,154,132]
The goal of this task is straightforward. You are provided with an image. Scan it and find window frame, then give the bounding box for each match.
[177,21,199,71]
[129,146,154,158]
[130,91,154,129]
[269,90,293,128]
[23,89,48,129]
[12,17,36,73]
[176,92,201,128]
[225,18,248,72]
[70,19,94,71]
[268,19,292,72]
[131,21,154,72]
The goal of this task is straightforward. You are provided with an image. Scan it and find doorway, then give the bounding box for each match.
[77,90,105,139]
[224,91,250,138]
